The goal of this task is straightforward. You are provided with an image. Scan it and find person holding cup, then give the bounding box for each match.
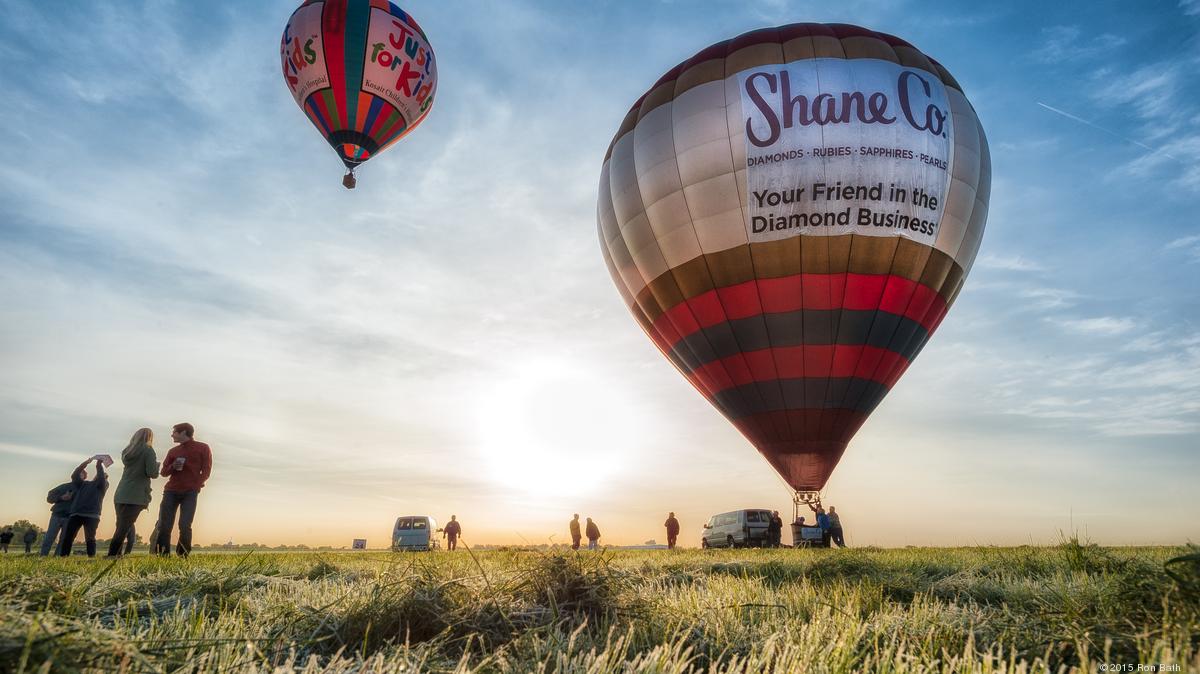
[156,422,212,557]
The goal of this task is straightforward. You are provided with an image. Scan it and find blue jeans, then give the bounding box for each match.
[40,513,68,556]
[157,490,199,557]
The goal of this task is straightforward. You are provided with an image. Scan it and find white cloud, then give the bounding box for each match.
[1032,26,1126,63]
[1018,286,1080,310]
[976,253,1045,272]
[1048,316,1137,335]
[1165,234,1200,262]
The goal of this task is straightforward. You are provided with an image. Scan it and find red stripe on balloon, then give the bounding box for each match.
[652,273,947,350]
[322,0,349,129]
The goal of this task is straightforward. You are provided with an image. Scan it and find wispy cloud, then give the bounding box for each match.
[1047,316,1137,336]
[1031,26,1126,63]
[1165,234,1200,262]
[976,253,1045,272]
[1080,56,1200,192]
[1018,286,1080,311]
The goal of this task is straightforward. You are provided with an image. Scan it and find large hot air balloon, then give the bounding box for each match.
[597,24,989,510]
[280,0,437,188]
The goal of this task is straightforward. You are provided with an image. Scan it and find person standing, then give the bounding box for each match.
[663,512,680,550]
[827,506,846,548]
[156,423,212,558]
[569,514,582,550]
[585,517,601,550]
[22,527,37,553]
[0,528,12,553]
[768,511,783,548]
[41,479,74,555]
[58,458,109,557]
[107,428,159,557]
[443,515,461,551]
[815,507,832,548]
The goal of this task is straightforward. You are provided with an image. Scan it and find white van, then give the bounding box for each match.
[700,509,773,548]
[391,515,440,551]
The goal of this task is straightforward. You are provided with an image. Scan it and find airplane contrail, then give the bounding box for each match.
[1036,102,1177,160]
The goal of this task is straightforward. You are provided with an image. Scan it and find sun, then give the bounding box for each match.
[475,356,645,501]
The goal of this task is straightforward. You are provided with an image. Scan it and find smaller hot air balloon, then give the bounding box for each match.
[280,0,437,188]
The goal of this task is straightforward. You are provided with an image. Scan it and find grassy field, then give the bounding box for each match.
[0,541,1196,673]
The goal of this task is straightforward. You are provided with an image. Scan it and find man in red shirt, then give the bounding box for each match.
[156,422,212,557]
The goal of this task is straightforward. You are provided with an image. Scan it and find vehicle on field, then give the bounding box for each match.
[391,515,440,551]
[700,509,772,548]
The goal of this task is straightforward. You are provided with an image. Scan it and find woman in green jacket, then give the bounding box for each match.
[106,428,158,557]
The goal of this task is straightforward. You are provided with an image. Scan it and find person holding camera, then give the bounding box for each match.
[58,458,109,556]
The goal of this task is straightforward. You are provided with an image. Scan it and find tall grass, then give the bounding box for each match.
[0,541,1196,672]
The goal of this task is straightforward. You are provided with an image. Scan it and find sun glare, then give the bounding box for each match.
[475,356,645,501]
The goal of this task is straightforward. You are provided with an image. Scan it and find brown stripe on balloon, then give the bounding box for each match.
[841,36,901,63]
[675,56,725,93]
[893,45,937,74]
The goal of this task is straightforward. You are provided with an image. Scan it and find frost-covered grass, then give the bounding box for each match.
[1,541,1196,673]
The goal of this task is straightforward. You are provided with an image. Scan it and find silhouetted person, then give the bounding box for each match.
[585,517,601,550]
[59,458,109,557]
[768,511,783,548]
[443,515,461,551]
[42,480,74,555]
[22,527,36,553]
[157,423,212,558]
[108,428,159,557]
[569,514,582,550]
[664,512,680,550]
[0,528,12,553]
[827,506,846,548]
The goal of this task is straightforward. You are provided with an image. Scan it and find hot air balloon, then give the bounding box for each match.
[597,24,989,514]
[280,0,437,188]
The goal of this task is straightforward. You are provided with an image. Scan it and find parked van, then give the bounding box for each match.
[700,509,772,548]
[391,515,439,551]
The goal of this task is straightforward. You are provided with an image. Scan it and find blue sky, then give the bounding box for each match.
[0,0,1196,546]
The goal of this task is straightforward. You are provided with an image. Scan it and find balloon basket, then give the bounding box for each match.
[792,491,822,523]
[342,170,357,190]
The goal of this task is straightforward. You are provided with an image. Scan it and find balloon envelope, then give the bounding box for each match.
[597,24,990,492]
[280,0,436,171]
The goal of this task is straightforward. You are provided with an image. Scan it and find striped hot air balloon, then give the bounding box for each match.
[597,24,990,497]
[280,0,436,188]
